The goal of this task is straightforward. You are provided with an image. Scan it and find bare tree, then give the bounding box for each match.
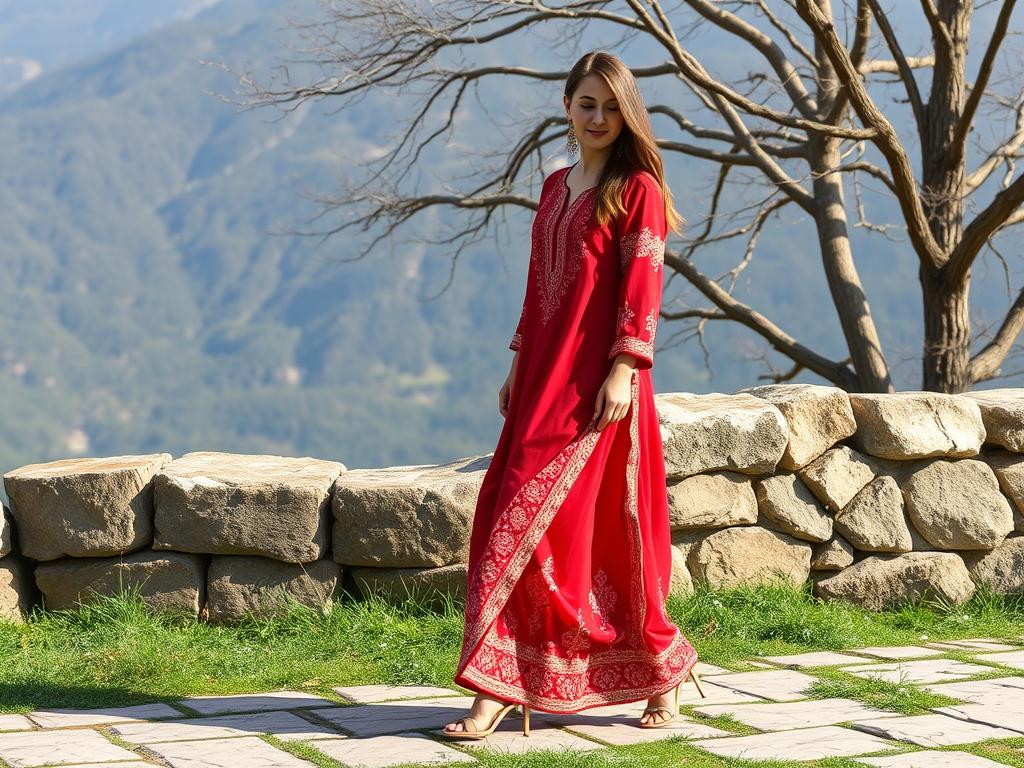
[236,0,1024,393]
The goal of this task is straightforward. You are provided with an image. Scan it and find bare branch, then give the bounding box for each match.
[796,0,945,269]
[947,173,1024,284]
[859,55,934,74]
[865,0,927,140]
[950,0,1019,172]
[664,249,859,389]
[968,283,1024,383]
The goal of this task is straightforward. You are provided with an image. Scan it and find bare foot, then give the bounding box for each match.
[443,693,509,734]
[638,690,676,726]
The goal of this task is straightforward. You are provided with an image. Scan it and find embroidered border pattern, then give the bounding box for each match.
[510,332,522,351]
[609,335,654,362]
[619,226,665,273]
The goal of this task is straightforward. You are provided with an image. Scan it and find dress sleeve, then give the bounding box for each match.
[609,173,667,370]
[509,297,526,351]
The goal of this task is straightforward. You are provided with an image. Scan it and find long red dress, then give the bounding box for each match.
[454,162,699,714]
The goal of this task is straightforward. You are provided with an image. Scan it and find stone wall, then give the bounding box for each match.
[1,384,1023,623]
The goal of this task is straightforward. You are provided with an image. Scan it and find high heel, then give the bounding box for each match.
[442,700,530,740]
[689,667,707,699]
[638,681,682,729]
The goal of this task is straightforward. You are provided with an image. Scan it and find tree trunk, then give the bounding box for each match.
[808,134,893,392]
[921,266,971,392]
[810,0,892,393]
[921,0,972,391]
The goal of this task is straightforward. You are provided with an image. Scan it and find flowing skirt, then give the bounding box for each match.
[454,368,699,713]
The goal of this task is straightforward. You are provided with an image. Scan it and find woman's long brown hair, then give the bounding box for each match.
[564,51,684,236]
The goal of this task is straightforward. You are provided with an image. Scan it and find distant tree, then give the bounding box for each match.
[238,0,1024,393]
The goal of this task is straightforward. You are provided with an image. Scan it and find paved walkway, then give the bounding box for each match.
[2,638,1024,767]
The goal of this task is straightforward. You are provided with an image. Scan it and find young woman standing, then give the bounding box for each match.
[443,51,704,739]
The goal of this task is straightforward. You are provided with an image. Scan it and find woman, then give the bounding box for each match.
[443,51,703,740]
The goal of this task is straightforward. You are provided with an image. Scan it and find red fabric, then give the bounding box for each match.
[453,163,699,713]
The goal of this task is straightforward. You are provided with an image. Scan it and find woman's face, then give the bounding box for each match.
[564,73,624,153]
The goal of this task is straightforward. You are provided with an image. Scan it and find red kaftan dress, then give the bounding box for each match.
[454,162,699,713]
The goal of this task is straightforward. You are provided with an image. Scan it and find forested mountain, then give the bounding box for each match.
[0,0,1018,503]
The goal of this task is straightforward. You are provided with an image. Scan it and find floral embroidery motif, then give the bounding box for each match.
[644,308,657,340]
[541,554,558,592]
[616,299,635,336]
[619,226,665,273]
[609,335,654,362]
[590,567,617,630]
[532,168,594,327]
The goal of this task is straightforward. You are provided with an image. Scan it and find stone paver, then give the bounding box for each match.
[335,685,463,704]
[315,733,477,766]
[446,715,603,755]
[932,700,1024,733]
[0,730,141,767]
[47,764,154,768]
[691,723,895,761]
[146,735,322,767]
[855,751,1013,767]
[176,691,336,716]
[693,697,901,730]
[851,712,1020,746]
[850,646,944,660]
[0,715,32,731]
[112,710,341,743]
[310,697,476,737]
[973,649,1024,669]
[921,675,1024,702]
[925,638,1020,652]
[565,718,732,745]
[527,701,731,743]
[27,702,183,728]
[844,658,994,684]
[759,650,869,668]
[680,679,767,705]
[699,669,819,701]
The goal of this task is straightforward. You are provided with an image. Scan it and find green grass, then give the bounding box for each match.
[1,581,1023,767]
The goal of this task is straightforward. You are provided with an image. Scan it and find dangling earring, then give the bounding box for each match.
[566,119,579,157]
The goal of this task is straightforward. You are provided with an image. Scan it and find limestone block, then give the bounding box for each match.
[834,476,912,553]
[754,474,832,542]
[667,472,757,531]
[811,535,855,571]
[960,535,1024,595]
[206,556,341,623]
[350,563,467,608]
[964,388,1024,451]
[1,505,11,558]
[848,392,984,460]
[153,452,345,563]
[982,451,1024,533]
[739,384,856,469]
[814,552,976,611]
[670,529,712,567]
[688,526,811,589]
[0,556,33,622]
[34,550,203,615]
[332,454,487,568]
[903,459,1014,550]
[655,392,788,478]
[797,446,876,513]
[3,454,171,560]
[669,546,695,598]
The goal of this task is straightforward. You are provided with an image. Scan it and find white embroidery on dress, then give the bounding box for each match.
[644,308,657,341]
[609,335,654,362]
[619,226,665,272]
[541,554,558,592]
[616,300,635,335]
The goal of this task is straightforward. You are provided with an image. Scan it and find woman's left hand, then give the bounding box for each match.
[590,365,634,431]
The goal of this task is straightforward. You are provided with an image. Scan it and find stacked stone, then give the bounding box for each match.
[1,452,345,622]
[1,494,32,621]
[330,454,489,608]
[660,385,1024,611]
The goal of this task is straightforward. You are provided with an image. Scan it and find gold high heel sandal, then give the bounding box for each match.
[638,668,706,728]
[442,700,531,740]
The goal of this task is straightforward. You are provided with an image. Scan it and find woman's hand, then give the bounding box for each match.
[498,355,518,418]
[590,362,635,431]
